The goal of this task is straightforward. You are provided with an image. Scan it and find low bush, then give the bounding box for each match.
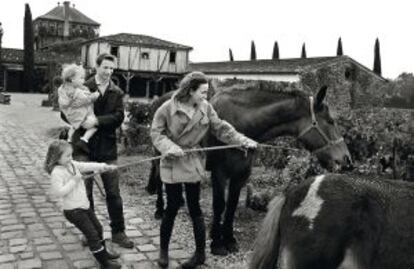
[122,100,153,155]
[337,108,413,178]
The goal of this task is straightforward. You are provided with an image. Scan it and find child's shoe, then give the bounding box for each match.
[75,139,90,154]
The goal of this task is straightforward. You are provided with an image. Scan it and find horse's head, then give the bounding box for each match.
[296,86,352,172]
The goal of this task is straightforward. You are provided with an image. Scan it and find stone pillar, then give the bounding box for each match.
[145,80,150,99]
[0,22,3,90]
[63,1,70,39]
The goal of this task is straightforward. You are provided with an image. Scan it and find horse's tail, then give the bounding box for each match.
[249,194,286,269]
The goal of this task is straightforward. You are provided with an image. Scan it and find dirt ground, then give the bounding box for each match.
[118,157,271,269]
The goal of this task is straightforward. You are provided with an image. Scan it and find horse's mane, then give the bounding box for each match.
[150,79,310,113]
[215,79,308,98]
[212,79,308,108]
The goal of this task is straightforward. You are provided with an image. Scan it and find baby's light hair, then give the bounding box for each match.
[61,64,85,83]
[44,140,72,174]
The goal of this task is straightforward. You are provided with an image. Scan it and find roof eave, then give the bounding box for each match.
[81,38,193,51]
[33,17,100,27]
[341,56,387,82]
[196,71,299,75]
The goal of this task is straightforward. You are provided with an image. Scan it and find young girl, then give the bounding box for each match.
[58,64,100,152]
[44,140,121,269]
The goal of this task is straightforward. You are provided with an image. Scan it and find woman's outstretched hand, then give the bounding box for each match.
[242,139,258,149]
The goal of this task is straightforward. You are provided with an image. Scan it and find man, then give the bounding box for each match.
[72,53,134,248]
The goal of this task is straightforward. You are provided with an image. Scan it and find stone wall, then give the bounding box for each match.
[300,60,387,115]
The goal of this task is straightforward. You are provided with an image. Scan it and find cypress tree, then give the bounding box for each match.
[229,48,234,61]
[301,43,307,58]
[373,38,382,76]
[272,41,279,59]
[250,41,256,60]
[337,37,343,56]
[23,3,34,92]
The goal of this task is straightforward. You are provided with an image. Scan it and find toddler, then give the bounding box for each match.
[58,64,100,153]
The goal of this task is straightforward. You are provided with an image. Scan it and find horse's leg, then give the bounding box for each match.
[148,160,164,220]
[210,167,229,256]
[222,172,250,253]
[154,181,164,220]
[146,160,159,195]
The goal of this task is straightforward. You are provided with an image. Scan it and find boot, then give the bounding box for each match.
[80,235,88,247]
[93,248,122,269]
[158,248,169,268]
[102,240,120,260]
[158,212,176,268]
[181,251,206,269]
[182,216,206,269]
[112,231,134,249]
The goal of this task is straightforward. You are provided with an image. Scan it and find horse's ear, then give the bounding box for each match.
[314,86,328,110]
[208,79,218,100]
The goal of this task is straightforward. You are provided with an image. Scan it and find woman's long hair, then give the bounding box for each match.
[44,140,71,174]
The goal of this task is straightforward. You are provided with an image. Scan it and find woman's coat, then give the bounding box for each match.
[151,95,252,184]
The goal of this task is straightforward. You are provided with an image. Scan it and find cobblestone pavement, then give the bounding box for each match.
[0,94,192,269]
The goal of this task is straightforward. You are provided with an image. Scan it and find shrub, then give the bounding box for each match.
[122,100,153,155]
[126,101,152,125]
[337,108,413,178]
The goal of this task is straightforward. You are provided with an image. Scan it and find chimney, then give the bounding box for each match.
[63,1,70,39]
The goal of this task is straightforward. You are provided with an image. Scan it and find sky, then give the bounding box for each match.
[0,0,413,79]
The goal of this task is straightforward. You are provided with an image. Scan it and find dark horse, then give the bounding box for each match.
[147,81,352,255]
[250,174,414,269]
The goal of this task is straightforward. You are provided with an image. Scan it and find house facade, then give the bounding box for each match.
[189,56,388,111]
[33,1,99,50]
[0,1,99,92]
[0,47,78,92]
[81,33,192,98]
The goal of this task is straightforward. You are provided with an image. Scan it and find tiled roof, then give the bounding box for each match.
[83,33,193,50]
[1,48,79,65]
[189,57,343,74]
[34,3,99,26]
[189,56,386,81]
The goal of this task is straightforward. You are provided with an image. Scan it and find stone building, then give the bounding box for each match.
[189,56,388,111]
[33,1,99,50]
[81,33,192,98]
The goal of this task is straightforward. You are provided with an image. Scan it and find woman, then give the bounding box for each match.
[151,71,257,268]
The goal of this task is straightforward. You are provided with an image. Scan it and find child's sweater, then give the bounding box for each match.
[50,161,106,211]
[58,85,97,128]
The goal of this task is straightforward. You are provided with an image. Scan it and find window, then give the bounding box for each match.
[110,46,119,57]
[169,51,176,64]
[344,67,354,81]
[141,52,149,60]
[57,24,63,35]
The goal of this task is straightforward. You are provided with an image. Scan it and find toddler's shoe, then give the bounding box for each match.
[75,140,90,154]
